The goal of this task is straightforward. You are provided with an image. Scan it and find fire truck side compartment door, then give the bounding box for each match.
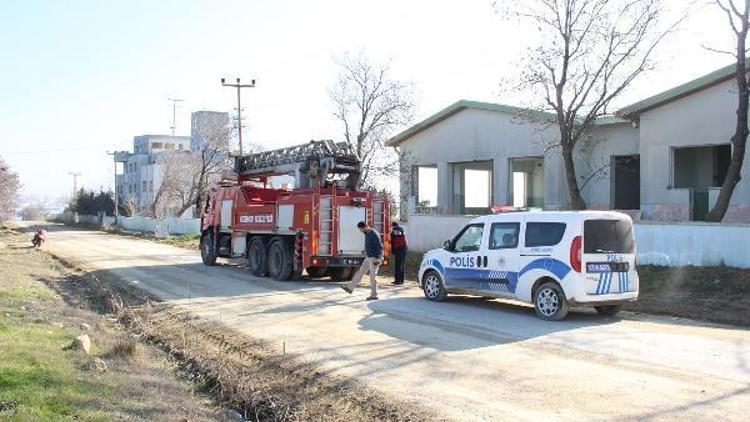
[338,206,367,254]
[220,200,233,232]
[232,235,246,257]
[277,205,294,230]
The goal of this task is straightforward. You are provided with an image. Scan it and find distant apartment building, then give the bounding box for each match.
[115,110,231,216]
[115,135,191,214]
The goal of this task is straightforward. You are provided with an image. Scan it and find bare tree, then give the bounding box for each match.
[331,52,416,190]
[20,204,46,221]
[0,157,21,222]
[497,0,677,209]
[153,119,263,218]
[705,0,749,222]
[150,151,195,218]
[120,194,138,217]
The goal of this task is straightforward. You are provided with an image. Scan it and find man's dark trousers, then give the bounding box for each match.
[394,247,407,284]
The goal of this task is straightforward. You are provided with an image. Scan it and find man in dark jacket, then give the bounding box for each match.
[390,222,407,285]
[341,221,383,300]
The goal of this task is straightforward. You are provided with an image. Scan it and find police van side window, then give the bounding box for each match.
[489,223,520,249]
[525,222,566,247]
[452,224,484,252]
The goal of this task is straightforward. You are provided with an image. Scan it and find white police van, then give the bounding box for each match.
[418,210,639,320]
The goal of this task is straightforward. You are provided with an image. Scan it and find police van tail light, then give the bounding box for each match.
[570,235,582,273]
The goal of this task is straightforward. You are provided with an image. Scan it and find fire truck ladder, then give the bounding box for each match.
[234,140,361,189]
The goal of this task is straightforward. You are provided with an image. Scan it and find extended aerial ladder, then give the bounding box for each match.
[234,140,361,190]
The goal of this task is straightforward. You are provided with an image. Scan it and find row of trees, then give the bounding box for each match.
[67,188,116,216]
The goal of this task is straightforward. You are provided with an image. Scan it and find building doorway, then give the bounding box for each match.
[612,155,640,210]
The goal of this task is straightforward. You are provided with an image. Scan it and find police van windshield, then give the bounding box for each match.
[584,219,635,254]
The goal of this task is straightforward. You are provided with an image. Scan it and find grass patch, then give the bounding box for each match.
[626,265,750,326]
[102,339,138,361]
[0,227,223,421]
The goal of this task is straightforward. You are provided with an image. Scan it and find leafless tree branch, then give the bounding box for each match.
[330,52,416,190]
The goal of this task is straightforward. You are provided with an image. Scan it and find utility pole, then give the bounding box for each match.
[168,97,184,136]
[221,77,256,156]
[68,172,82,201]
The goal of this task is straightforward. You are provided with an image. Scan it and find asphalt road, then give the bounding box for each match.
[42,225,750,421]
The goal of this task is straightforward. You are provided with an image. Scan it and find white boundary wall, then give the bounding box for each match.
[402,215,750,269]
[118,216,201,235]
[70,214,201,236]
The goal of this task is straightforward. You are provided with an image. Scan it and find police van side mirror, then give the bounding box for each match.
[443,239,452,251]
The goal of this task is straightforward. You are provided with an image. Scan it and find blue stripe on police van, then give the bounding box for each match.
[519,258,571,280]
[604,272,612,294]
[596,273,603,295]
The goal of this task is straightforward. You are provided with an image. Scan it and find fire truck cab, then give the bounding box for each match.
[200,140,390,281]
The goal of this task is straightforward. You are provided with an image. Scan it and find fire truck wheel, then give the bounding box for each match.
[306,267,328,278]
[200,231,217,266]
[268,238,294,281]
[329,267,354,282]
[247,237,268,276]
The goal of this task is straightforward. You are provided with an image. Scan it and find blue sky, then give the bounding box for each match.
[0,0,732,201]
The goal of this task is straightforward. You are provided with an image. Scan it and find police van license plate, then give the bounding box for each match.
[586,262,629,273]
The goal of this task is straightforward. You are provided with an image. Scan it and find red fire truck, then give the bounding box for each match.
[199,140,390,281]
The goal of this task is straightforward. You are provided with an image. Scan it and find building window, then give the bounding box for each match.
[510,157,544,208]
[142,181,147,192]
[451,160,493,214]
[673,145,730,189]
[152,142,163,149]
[165,143,175,150]
[672,144,731,221]
[148,181,154,192]
[178,144,183,150]
[416,166,438,208]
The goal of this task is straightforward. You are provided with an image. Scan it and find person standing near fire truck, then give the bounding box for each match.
[390,222,407,285]
[341,221,383,300]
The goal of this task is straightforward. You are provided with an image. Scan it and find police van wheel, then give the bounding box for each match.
[422,270,447,302]
[594,305,622,317]
[534,281,569,321]
[200,232,217,266]
[247,237,268,276]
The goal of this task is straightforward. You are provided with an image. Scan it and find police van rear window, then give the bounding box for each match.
[584,220,635,254]
[525,222,566,247]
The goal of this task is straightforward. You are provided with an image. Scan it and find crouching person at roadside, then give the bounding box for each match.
[341,221,383,300]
